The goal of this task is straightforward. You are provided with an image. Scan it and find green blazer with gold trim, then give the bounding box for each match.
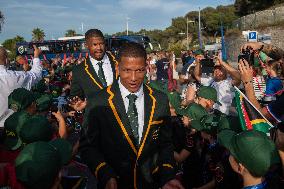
[70,52,118,99]
[79,81,176,189]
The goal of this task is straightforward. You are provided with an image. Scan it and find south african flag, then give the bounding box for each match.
[234,87,273,134]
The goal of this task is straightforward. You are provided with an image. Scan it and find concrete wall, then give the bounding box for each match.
[233,6,284,30]
[226,26,284,63]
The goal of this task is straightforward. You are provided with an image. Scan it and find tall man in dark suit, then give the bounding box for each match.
[70,29,118,99]
[79,42,184,189]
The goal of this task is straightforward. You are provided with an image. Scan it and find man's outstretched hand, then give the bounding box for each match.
[33,45,41,58]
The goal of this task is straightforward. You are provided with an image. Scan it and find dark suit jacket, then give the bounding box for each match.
[79,81,176,189]
[70,52,118,99]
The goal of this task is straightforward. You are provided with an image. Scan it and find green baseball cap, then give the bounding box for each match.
[194,49,204,56]
[167,91,182,112]
[64,65,73,74]
[50,85,62,98]
[32,79,47,93]
[15,139,72,188]
[20,115,53,144]
[3,111,31,150]
[8,88,35,112]
[218,130,280,177]
[197,86,221,105]
[191,114,230,134]
[36,94,53,112]
[178,103,208,120]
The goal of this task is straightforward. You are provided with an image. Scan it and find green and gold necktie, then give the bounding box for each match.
[127,94,139,147]
[97,61,107,87]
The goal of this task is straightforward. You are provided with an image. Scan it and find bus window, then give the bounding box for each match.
[110,39,128,51]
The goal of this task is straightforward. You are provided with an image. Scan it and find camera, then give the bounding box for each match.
[201,58,215,74]
[238,48,254,65]
[66,111,83,133]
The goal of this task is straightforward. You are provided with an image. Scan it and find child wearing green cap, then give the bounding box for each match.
[218,130,282,189]
[8,88,37,114]
[172,102,209,188]
[190,114,241,189]
[0,139,72,189]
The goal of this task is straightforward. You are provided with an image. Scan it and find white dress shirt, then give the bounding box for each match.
[90,54,113,86]
[0,58,42,127]
[201,76,234,115]
[118,79,144,143]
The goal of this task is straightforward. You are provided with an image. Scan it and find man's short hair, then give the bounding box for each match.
[118,42,147,62]
[85,29,104,41]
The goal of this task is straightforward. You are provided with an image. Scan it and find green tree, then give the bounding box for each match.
[32,28,45,42]
[65,29,77,37]
[234,0,277,16]
[0,10,4,33]
[113,4,238,50]
[2,35,25,59]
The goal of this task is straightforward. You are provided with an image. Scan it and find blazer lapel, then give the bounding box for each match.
[107,82,138,155]
[137,85,156,160]
[84,57,103,89]
[142,85,152,139]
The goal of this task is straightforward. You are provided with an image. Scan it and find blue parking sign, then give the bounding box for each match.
[248,31,258,42]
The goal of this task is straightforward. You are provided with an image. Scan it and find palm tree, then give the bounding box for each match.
[65,29,77,37]
[32,28,45,42]
[0,11,4,33]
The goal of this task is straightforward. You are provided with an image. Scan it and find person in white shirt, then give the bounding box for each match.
[194,54,241,115]
[0,45,42,127]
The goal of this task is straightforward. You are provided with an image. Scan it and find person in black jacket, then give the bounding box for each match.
[70,29,118,100]
[79,42,184,189]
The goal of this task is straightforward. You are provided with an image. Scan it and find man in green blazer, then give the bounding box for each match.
[79,42,184,189]
[70,29,118,99]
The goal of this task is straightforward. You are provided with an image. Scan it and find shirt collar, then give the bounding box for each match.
[90,53,108,65]
[118,78,144,100]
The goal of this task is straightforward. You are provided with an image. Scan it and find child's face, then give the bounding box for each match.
[200,131,211,141]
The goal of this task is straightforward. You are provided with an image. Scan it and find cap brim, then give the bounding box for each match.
[191,120,203,131]
[49,139,72,165]
[217,130,236,152]
[176,107,186,116]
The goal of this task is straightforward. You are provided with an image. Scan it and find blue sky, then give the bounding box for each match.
[0,0,233,43]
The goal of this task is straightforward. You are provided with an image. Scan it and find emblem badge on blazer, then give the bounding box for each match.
[152,128,160,140]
